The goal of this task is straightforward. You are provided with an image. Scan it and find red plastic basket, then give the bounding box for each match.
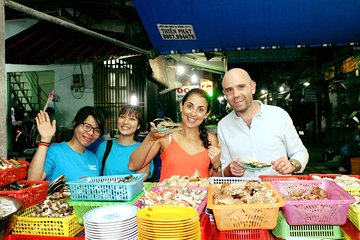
[272,180,355,225]
[200,213,212,240]
[209,218,269,240]
[308,174,360,180]
[4,235,84,240]
[259,175,309,182]
[0,180,50,208]
[0,161,29,187]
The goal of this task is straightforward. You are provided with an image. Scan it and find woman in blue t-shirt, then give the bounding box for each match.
[27,106,105,182]
[96,105,153,179]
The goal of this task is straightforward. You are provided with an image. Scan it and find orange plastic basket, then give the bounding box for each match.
[0,180,50,208]
[0,161,29,187]
[207,182,284,231]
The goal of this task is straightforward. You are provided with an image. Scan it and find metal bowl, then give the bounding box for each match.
[0,196,23,240]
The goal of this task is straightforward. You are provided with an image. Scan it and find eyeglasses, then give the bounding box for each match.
[81,123,101,136]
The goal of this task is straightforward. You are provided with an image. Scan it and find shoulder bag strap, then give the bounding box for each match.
[100,140,113,175]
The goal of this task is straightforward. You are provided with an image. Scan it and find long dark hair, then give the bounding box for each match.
[72,106,105,135]
[181,88,211,148]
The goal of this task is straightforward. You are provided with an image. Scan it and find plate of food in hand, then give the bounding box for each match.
[236,157,272,171]
[153,117,182,133]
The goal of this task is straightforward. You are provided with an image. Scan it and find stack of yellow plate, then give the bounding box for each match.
[137,205,200,240]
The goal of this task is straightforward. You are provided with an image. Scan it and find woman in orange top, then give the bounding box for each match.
[129,88,222,180]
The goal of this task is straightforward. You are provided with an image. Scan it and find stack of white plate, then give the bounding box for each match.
[83,205,138,240]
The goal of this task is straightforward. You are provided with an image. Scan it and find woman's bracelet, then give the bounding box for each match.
[38,141,50,147]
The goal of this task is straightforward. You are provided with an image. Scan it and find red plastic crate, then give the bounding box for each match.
[210,219,270,240]
[0,180,50,208]
[308,174,360,180]
[0,161,29,187]
[4,235,84,240]
[259,175,309,182]
[200,213,212,240]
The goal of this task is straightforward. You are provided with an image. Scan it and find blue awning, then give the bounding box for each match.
[133,0,360,55]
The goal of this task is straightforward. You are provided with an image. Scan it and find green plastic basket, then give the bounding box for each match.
[272,211,344,239]
[68,182,153,225]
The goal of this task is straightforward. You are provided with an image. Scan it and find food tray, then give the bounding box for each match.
[0,180,50,208]
[272,210,344,239]
[209,177,260,184]
[309,174,360,196]
[135,185,208,215]
[4,235,84,240]
[271,180,355,225]
[11,206,83,237]
[67,173,145,201]
[207,182,284,230]
[68,182,153,225]
[0,161,29,187]
[348,204,360,230]
[259,175,309,181]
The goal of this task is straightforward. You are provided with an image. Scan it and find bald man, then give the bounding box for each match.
[217,68,309,177]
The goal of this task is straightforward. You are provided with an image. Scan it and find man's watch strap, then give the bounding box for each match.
[289,160,301,172]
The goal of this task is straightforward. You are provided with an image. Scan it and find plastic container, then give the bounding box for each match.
[271,180,355,225]
[67,173,145,201]
[0,161,29,187]
[259,175,309,182]
[216,229,269,240]
[4,235,84,240]
[200,213,212,240]
[272,211,344,239]
[208,177,260,184]
[68,182,153,225]
[0,180,50,208]
[135,185,208,215]
[11,206,83,237]
[207,182,284,230]
[308,174,360,196]
[348,204,360,230]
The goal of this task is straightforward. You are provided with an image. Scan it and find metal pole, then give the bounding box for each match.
[5,0,150,55]
[0,0,8,159]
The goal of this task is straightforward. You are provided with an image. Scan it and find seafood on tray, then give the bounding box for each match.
[212,180,277,205]
[157,169,209,187]
[152,117,182,132]
[139,186,207,211]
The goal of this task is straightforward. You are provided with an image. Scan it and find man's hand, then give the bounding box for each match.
[271,156,295,174]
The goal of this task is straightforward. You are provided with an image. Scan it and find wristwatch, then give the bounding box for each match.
[213,165,222,173]
[289,160,301,172]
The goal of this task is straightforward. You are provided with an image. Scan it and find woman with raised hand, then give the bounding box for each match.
[129,88,222,181]
[28,106,105,182]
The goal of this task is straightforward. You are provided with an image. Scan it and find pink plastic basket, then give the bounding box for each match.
[271,180,355,225]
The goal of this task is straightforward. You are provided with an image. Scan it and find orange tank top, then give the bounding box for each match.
[159,136,210,181]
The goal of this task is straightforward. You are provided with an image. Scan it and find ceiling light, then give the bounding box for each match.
[176,65,185,75]
[303,82,310,87]
[191,74,198,83]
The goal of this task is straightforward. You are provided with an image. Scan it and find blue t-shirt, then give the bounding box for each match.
[44,142,100,182]
[96,139,154,177]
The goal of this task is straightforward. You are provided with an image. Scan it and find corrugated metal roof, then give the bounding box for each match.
[5,21,143,64]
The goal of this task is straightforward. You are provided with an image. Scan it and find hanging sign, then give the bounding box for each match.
[200,80,213,97]
[157,24,196,40]
[176,85,199,101]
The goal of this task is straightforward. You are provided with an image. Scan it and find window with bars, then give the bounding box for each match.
[93,59,145,137]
